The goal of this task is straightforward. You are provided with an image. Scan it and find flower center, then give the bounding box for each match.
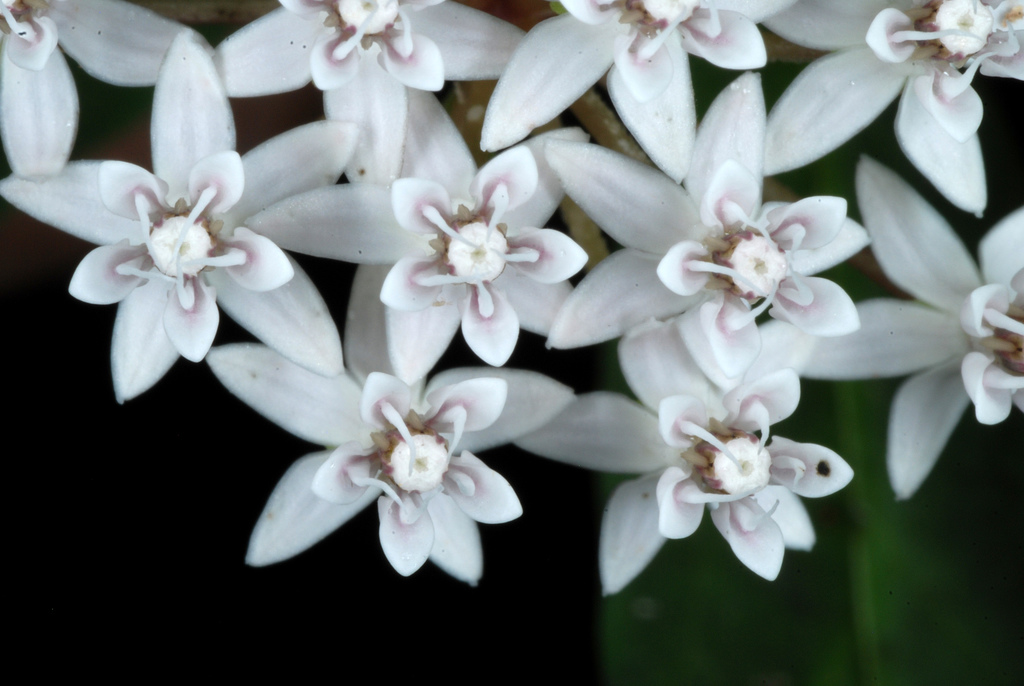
[690,431,771,496]
[382,431,449,492]
[149,215,217,277]
[0,0,41,35]
[444,220,509,282]
[622,0,699,27]
[707,230,788,301]
[336,0,399,34]
[919,0,995,58]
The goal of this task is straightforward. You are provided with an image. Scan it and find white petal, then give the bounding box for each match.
[50,0,188,85]
[962,352,1018,425]
[619,317,711,409]
[497,270,571,335]
[547,250,705,348]
[386,299,461,384]
[361,371,413,427]
[655,467,704,539]
[380,256,444,311]
[413,1,523,80]
[788,217,869,276]
[188,150,245,216]
[460,284,520,366]
[764,49,905,175]
[231,120,358,222]
[502,127,589,230]
[515,392,674,473]
[887,361,969,499]
[910,71,982,143]
[607,33,696,183]
[894,85,987,215]
[480,14,617,151]
[752,486,815,551]
[246,451,378,566]
[400,89,477,193]
[215,8,318,96]
[248,183,419,262]
[724,368,801,428]
[768,436,853,498]
[433,368,575,454]
[324,58,407,185]
[311,442,374,503]
[152,32,234,194]
[3,15,58,71]
[689,71,765,202]
[612,33,673,103]
[506,228,587,284]
[0,162,137,244]
[378,496,434,576]
[771,275,861,337]
[163,277,219,362]
[381,31,444,91]
[0,48,77,177]
[544,139,701,252]
[426,377,508,434]
[698,159,761,229]
[210,257,343,377]
[980,206,1024,287]
[445,452,522,524]
[206,343,363,446]
[599,473,666,595]
[98,160,168,221]
[766,195,847,252]
[68,242,146,304]
[392,176,453,235]
[710,498,785,580]
[855,156,981,310]
[427,495,483,585]
[344,265,395,381]
[679,10,766,70]
[799,298,966,379]
[111,279,179,402]
[762,0,886,50]
[470,145,538,215]
[678,296,760,385]
[221,227,294,292]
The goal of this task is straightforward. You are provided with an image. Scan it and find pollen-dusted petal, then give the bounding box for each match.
[656,467,704,539]
[215,7,318,97]
[767,436,853,498]
[445,452,522,524]
[887,361,969,499]
[69,242,147,305]
[599,473,666,595]
[0,44,76,177]
[710,497,785,580]
[246,451,379,566]
[163,277,219,362]
[210,258,343,377]
[50,0,188,86]
[427,495,483,585]
[678,9,766,70]
[480,14,618,151]
[413,0,524,81]
[111,279,180,403]
[381,30,444,91]
[751,485,814,551]
[378,495,434,576]
[460,284,520,367]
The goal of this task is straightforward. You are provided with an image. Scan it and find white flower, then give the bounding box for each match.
[517,318,852,592]
[481,0,788,181]
[1,0,190,177]
[760,156,1024,498]
[764,0,1024,214]
[215,0,523,184]
[545,72,865,385]
[245,91,588,382]
[0,32,358,400]
[207,267,576,582]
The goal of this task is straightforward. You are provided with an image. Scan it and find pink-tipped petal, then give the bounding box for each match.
[445,452,522,524]
[311,442,374,503]
[310,31,361,90]
[470,145,539,216]
[98,160,168,221]
[378,495,434,576]
[656,467,704,539]
[612,32,673,103]
[361,371,413,428]
[752,486,815,551]
[188,150,245,216]
[414,1,523,80]
[771,275,861,337]
[657,240,711,296]
[380,256,445,311]
[962,352,1019,425]
[679,296,761,385]
[392,177,453,235]
[766,195,847,252]
[68,242,147,304]
[679,9,766,69]
[163,277,219,362]
[461,284,520,367]
[426,377,508,434]
[910,71,982,143]
[3,15,58,71]
[222,227,294,292]
[724,368,801,429]
[507,227,587,284]
[768,436,853,498]
[381,31,444,91]
[710,498,785,580]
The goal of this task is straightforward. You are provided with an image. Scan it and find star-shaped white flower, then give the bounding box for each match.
[0,32,358,400]
[1,0,190,177]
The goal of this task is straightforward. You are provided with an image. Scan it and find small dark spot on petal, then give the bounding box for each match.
[817,460,831,476]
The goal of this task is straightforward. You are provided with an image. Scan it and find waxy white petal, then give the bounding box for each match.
[507,228,588,284]
[163,277,219,362]
[612,32,674,104]
[387,300,461,384]
[111,279,179,402]
[980,206,1024,287]
[426,377,508,435]
[312,442,374,504]
[68,242,146,304]
[445,452,522,524]
[752,485,814,551]
[220,227,294,292]
[98,160,168,221]
[678,9,766,70]
[710,498,785,580]
[768,437,853,498]
[215,8,317,96]
[461,284,520,367]
[381,256,444,311]
[3,15,58,71]
[962,352,1019,424]
[427,495,483,585]
[361,371,414,428]
[379,496,434,576]
[787,217,869,277]
[470,145,538,215]
[503,127,589,230]
[619,317,711,410]
[381,31,444,91]
[207,343,362,446]
[188,150,245,216]
[497,270,571,335]
[771,275,861,337]
[401,89,477,193]
[344,265,394,382]
[656,467,704,539]
[763,0,886,50]
[599,473,666,595]
[246,451,379,566]
[412,1,524,80]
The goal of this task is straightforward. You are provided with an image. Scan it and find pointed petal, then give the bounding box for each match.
[480,14,617,151]
[762,0,885,50]
[771,275,861,337]
[188,150,245,216]
[50,0,188,85]
[547,250,705,348]
[788,217,869,276]
[401,89,477,193]
[379,496,434,576]
[111,279,179,402]
[895,85,987,215]
[502,127,589,229]
[386,299,461,384]
[311,442,374,503]
[381,31,444,91]
[206,343,363,445]
[0,162,137,244]
[612,33,673,103]
[246,451,378,566]
[212,258,343,375]
[163,277,219,362]
[414,1,523,80]
[426,377,508,434]
[515,391,674,473]
[344,265,395,381]
[764,49,905,175]
[678,296,760,385]
[545,139,700,252]
[0,48,77,177]
[855,156,981,310]
[679,10,766,70]
[152,32,234,193]
[98,160,168,221]
[427,495,483,585]
[221,227,294,292]
[324,58,407,185]
[461,284,519,366]
[980,206,1024,287]
[215,8,317,96]
[961,352,1019,425]
[231,120,357,222]
[710,498,785,580]
[887,361,969,499]
[470,145,538,215]
[68,242,146,304]
[498,270,571,335]
[506,227,587,284]
[444,452,522,524]
[608,34,696,183]
[655,467,705,539]
[599,473,666,595]
[3,16,58,71]
[751,485,815,551]
[619,317,711,409]
[768,436,853,498]
[361,371,413,427]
